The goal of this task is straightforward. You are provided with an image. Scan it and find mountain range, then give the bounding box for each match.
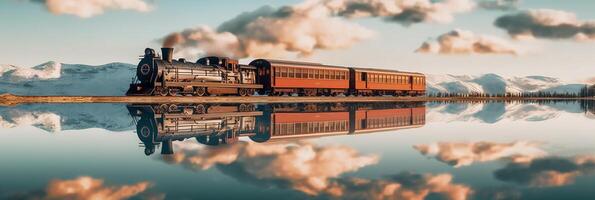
[426,74,585,95]
[0,61,588,96]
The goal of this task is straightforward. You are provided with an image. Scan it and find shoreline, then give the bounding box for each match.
[1,93,593,106]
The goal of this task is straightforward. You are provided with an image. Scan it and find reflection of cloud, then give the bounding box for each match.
[495,9,595,41]
[416,29,520,55]
[31,0,153,18]
[494,156,595,187]
[414,141,546,167]
[12,176,157,200]
[163,141,474,199]
[329,172,473,200]
[162,140,379,195]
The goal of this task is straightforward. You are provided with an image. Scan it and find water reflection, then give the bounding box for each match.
[127,102,426,155]
[1,101,595,199]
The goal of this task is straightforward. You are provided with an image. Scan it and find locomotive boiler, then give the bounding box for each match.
[126,48,262,96]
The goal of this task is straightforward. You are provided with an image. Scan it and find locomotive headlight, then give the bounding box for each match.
[140,64,151,75]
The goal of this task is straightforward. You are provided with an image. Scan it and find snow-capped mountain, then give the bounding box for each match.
[0,61,587,96]
[427,74,585,95]
[0,61,135,96]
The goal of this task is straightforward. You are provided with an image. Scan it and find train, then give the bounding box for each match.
[127,102,425,155]
[126,48,426,97]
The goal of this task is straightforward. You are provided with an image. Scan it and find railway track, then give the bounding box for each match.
[1,93,593,106]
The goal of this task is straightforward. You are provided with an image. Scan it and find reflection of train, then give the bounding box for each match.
[128,102,425,155]
[126,48,425,96]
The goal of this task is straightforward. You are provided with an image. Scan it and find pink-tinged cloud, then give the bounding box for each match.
[162,4,373,59]
[414,141,546,167]
[161,0,478,59]
[495,9,595,41]
[32,0,153,18]
[323,0,475,25]
[477,0,519,10]
[495,155,595,187]
[416,29,521,55]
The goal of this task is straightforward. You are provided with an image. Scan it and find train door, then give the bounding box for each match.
[361,72,368,89]
[250,60,272,94]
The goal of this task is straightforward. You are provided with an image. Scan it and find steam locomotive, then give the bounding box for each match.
[126,48,426,96]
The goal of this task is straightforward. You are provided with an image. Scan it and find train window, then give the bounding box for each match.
[274,67,280,77]
[302,69,307,79]
[308,69,313,79]
[330,71,335,79]
[341,71,346,80]
[296,69,302,78]
[281,67,287,77]
[288,68,294,78]
[325,70,330,79]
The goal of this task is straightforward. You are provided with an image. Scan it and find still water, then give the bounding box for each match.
[0,101,594,200]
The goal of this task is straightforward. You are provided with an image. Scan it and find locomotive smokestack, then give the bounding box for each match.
[161,47,173,63]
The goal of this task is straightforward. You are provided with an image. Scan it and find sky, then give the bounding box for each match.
[0,0,594,82]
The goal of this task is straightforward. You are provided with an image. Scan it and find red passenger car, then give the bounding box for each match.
[250,59,350,96]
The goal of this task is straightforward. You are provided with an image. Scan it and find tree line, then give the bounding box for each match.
[427,84,595,98]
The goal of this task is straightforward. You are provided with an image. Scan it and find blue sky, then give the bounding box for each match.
[0,0,594,81]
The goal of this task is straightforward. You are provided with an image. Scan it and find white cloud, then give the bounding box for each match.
[32,0,153,18]
[416,29,521,55]
[495,9,595,41]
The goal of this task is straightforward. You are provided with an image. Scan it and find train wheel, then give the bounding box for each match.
[238,88,248,96]
[156,87,168,96]
[239,104,248,112]
[159,104,168,113]
[168,104,178,112]
[168,88,179,96]
[195,104,206,114]
[195,87,206,96]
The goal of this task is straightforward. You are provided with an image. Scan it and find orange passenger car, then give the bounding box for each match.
[350,68,426,96]
[250,59,350,96]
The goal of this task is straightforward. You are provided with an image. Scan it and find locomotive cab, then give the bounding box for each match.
[197,56,239,73]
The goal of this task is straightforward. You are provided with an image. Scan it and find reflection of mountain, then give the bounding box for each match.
[0,62,134,96]
[0,104,133,132]
[427,101,585,123]
[427,74,585,95]
[161,140,472,200]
